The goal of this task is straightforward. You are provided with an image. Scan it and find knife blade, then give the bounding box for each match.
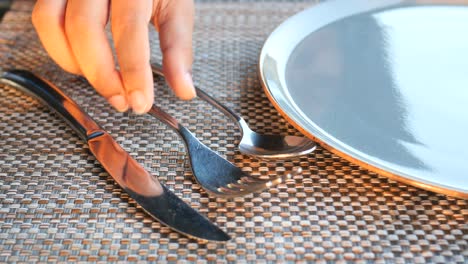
[0,69,230,242]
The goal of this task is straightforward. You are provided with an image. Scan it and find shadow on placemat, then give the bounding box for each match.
[0,0,12,21]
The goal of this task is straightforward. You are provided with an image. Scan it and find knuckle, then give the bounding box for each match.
[65,15,91,34]
[31,10,54,30]
[111,15,147,34]
[65,14,107,36]
[120,64,147,76]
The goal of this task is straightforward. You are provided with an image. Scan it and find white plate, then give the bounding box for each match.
[259,0,468,198]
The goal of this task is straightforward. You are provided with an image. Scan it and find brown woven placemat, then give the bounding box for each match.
[0,0,467,263]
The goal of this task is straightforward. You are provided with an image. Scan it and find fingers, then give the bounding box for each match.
[154,0,196,100]
[32,0,196,114]
[33,0,127,112]
[65,0,129,112]
[111,0,154,114]
[32,0,81,74]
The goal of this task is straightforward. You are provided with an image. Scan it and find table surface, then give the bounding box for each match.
[0,0,466,263]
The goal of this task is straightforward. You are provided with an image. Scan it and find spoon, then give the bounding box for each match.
[151,63,317,159]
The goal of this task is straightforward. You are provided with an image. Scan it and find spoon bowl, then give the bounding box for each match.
[237,120,317,159]
[151,63,317,159]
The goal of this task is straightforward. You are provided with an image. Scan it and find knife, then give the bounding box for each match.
[0,69,230,242]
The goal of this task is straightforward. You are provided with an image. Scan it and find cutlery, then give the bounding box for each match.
[148,104,297,197]
[151,62,317,159]
[70,73,290,197]
[0,69,230,242]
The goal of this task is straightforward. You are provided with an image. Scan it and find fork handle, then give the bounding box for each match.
[151,63,243,124]
[148,104,180,131]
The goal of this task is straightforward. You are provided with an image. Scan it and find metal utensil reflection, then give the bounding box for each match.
[0,70,230,242]
[151,62,317,159]
[147,104,295,197]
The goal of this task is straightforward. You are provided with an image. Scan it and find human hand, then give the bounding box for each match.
[32,0,195,114]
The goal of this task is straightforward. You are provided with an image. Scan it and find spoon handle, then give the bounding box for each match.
[193,85,242,123]
[151,63,243,124]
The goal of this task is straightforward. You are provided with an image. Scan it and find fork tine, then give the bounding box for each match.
[239,167,301,186]
[217,167,302,196]
[217,179,267,195]
[232,175,280,189]
[227,182,256,189]
[217,186,243,194]
[224,179,278,194]
[237,176,270,184]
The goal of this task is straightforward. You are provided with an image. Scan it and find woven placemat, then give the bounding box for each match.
[0,0,466,263]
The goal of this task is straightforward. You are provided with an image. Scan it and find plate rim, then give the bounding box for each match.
[258,0,468,199]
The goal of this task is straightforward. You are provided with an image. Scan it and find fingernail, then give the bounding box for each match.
[108,95,128,112]
[183,72,197,99]
[129,91,148,115]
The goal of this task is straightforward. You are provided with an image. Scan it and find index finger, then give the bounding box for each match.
[111,0,154,114]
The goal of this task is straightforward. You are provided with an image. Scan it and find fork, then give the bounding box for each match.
[151,62,317,159]
[148,104,299,197]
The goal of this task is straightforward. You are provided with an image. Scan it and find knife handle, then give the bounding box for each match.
[1,70,102,141]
